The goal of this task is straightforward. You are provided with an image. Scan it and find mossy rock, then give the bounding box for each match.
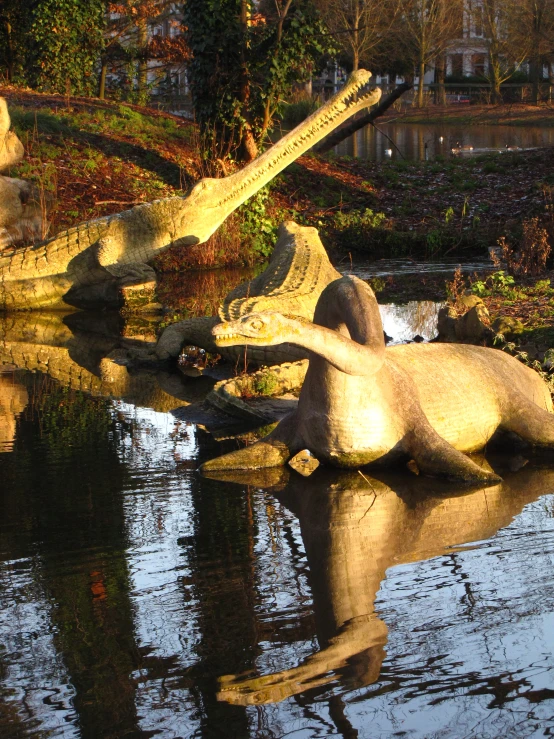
[492,315,525,339]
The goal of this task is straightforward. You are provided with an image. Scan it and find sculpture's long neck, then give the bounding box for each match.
[283,319,383,375]
[283,275,386,375]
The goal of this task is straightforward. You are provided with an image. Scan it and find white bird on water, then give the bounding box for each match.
[385,148,393,157]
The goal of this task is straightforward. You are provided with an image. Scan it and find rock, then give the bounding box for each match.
[0,176,45,249]
[492,315,525,339]
[288,449,320,476]
[438,300,493,345]
[517,343,540,360]
[437,305,458,342]
[455,303,493,343]
[0,177,25,227]
[0,98,24,172]
[438,300,494,345]
[459,294,484,311]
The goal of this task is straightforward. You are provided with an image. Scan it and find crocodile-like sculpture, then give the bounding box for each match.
[155,220,341,364]
[201,275,554,481]
[0,311,212,412]
[0,72,380,311]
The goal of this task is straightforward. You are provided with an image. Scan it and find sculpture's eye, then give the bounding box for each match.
[249,319,264,332]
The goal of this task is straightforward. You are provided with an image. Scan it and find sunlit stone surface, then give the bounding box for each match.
[1,278,554,737]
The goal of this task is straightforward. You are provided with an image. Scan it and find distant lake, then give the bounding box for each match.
[334,121,554,160]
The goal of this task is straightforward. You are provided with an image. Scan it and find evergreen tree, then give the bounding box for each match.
[183,0,334,163]
[0,0,105,95]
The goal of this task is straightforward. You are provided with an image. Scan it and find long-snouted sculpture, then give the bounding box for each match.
[0,72,380,312]
[155,220,341,364]
[201,275,554,481]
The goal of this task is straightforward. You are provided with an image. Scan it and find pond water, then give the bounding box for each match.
[2,269,554,738]
[334,121,554,161]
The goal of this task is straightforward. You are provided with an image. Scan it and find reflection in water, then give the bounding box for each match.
[2,308,554,736]
[0,374,28,450]
[0,311,216,413]
[214,465,554,709]
[334,121,554,160]
[346,258,491,278]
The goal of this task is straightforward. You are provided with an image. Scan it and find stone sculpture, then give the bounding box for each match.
[214,464,554,705]
[202,275,554,481]
[0,98,44,250]
[0,98,24,171]
[155,220,340,364]
[0,72,380,311]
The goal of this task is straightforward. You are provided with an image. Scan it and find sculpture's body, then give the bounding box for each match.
[0,72,380,311]
[202,276,554,481]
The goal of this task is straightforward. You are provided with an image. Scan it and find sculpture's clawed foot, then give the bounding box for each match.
[405,425,502,483]
[201,414,298,473]
[200,438,291,472]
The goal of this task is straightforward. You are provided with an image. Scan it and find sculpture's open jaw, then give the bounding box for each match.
[212,322,266,347]
[212,70,381,213]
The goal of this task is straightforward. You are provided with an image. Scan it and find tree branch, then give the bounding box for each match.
[314,82,412,153]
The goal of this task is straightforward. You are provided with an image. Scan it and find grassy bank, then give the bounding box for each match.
[2,87,554,280]
[382,102,554,127]
[272,147,554,265]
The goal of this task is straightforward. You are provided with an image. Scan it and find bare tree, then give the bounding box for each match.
[103,1,186,103]
[510,0,554,103]
[477,0,532,103]
[316,0,398,72]
[397,0,463,107]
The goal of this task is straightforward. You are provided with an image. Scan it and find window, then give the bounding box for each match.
[451,54,464,77]
[472,54,485,76]
[473,5,484,37]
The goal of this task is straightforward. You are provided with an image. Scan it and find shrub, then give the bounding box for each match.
[495,218,551,276]
[278,95,320,129]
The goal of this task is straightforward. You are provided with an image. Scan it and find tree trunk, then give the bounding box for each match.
[98,61,108,100]
[417,59,425,107]
[435,53,446,106]
[5,21,14,82]
[530,58,540,105]
[137,18,148,103]
[239,0,258,161]
[489,54,501,104]
[260,0,293,142]
[352,0,360,72]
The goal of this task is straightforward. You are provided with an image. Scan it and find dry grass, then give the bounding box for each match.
[495,218,552,276]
